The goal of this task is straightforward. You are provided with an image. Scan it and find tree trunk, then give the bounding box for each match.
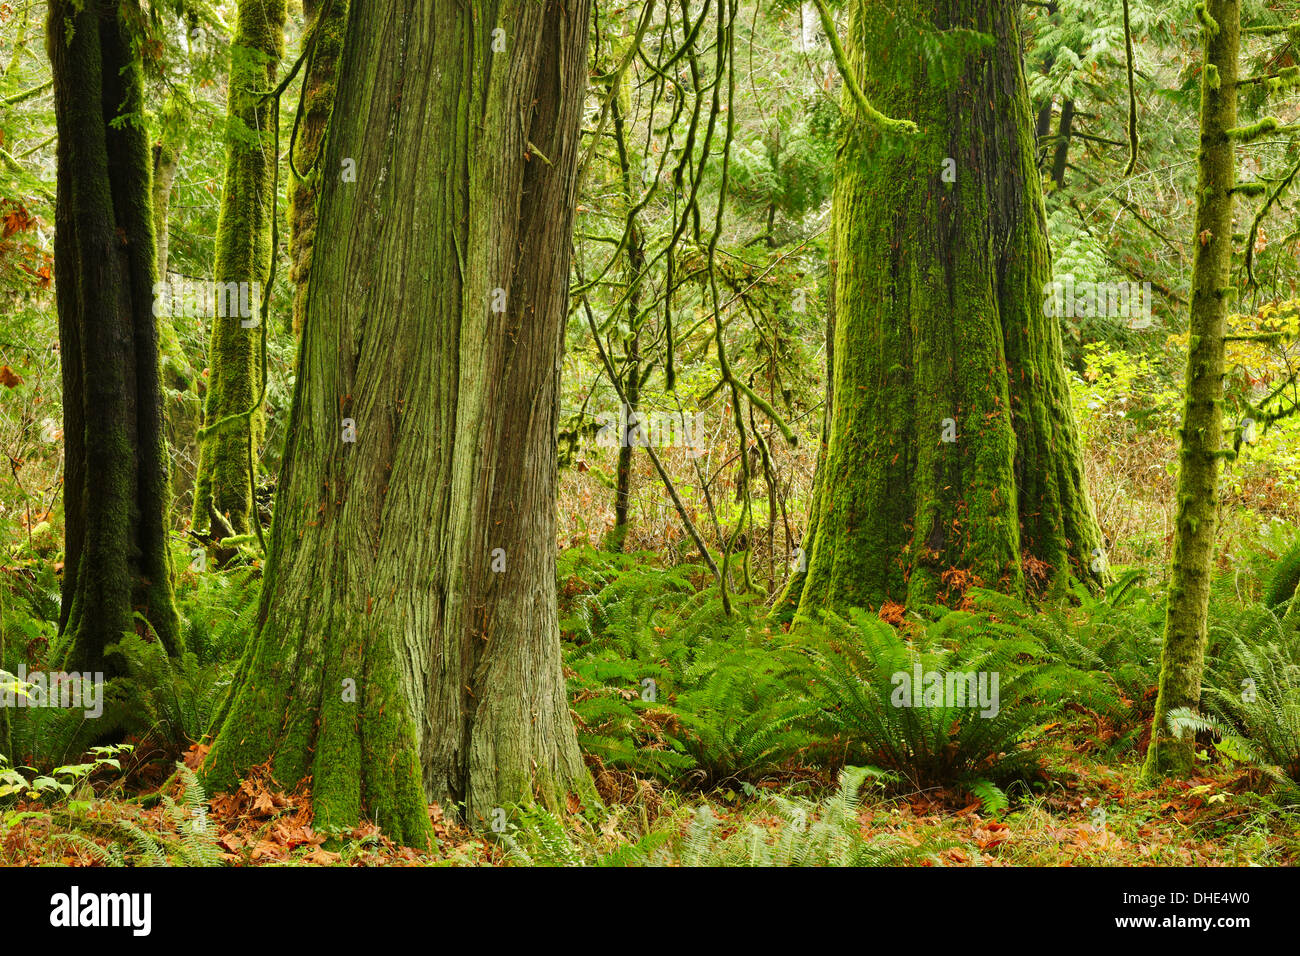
[192,0,285,534]
[1050,98,1073,189]
[205,0,594,844]
[792,0,1102,615]
[151,96,203,510]
[151,136,194,392]
[287,0,348,337]
[609,89,643,552]
[47,0,182,671]
[1143,0,1238,779]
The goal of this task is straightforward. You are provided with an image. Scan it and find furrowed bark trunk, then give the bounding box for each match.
[192,0,285,534]
[1143,0,1238,779]
[287,0,348,337]
[48,0,182,671]
[205,0,594,844]
[796,0,1102,615]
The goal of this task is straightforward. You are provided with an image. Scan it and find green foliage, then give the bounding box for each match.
[1263,540,1300,611]
[728,106,835,220]
[0,744,132,803]
[501,802,671,867]
[798,607,1087,789]
[174,564,261,665]
[970,581,1157,733]
[0,683,104,770]
[54,764,222,867]
[560,549,814,786]
[106,632,231,755]
[674,767,943,866]
[87,564,259,755]
[503,766,943,867]
[1193,617,1300,800]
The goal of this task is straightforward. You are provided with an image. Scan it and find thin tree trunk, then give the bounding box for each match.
[205,0,594,844]
[48,0,182,671]
[610,89,643,551]
[797,0,1102,614]
[192,0,286,533]
[1143,0,1239,779]
[1051,98,1074,188]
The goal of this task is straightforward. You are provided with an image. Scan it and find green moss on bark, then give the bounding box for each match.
[287,0,348,337]
[795,0,1102,617]
[193,0,286,534]
[1143,0,1240,780]
[48,0,182,673]
[206,0,596,845]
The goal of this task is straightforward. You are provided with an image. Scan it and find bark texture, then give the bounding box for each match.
[1143,0,1238,778]
[791,0,1102,615]
[287,0,348,336]
[47,0,181,670]
[205,0,594,844]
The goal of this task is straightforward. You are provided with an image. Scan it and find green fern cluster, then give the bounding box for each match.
[670,616,814,787]
[501,802,670,867]
[1188,616,1300,799]
[969,579,1157,721]
[58,764,223,866]
[174,565,261,666]
[106,633,231,756]
[96,566,260,756]
[677,767,946,866]
[1264,540,1300,612]
[1,562,259,768]
[799,606,1111,790]
[563,562,814,787]
[503,767,937,867]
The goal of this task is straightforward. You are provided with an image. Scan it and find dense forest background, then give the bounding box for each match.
[1,0,1300,867]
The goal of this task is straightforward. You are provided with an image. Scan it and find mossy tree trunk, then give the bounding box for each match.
[192,0,286,534]
[1143,0,1239,779]
[790,0,1102,616]
[151,94,203,508]
[47,0,182,671]
[286,0,348,337]
[205,0,594,845]
[152,134,192,393]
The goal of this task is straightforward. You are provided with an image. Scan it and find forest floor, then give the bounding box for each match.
[3,732,1295,867]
